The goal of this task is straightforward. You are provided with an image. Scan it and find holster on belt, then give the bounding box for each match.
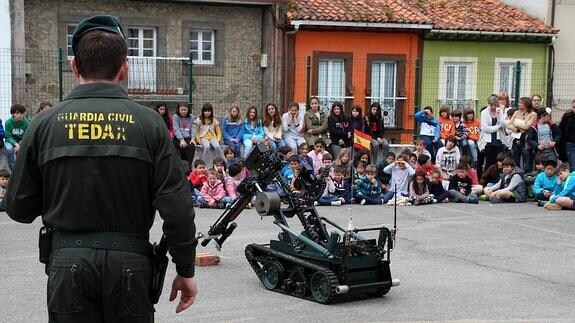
[150,235,169,304]
[38,226,54,275]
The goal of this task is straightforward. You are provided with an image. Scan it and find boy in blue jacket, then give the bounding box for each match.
[534,160,558,206]
[545,163,575,210]
[415,106,442,162]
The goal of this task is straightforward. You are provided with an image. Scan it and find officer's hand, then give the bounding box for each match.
[170,275,198,313]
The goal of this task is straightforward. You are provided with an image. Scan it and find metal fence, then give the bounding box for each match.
[2,49,575,125]
[1,48,264,119]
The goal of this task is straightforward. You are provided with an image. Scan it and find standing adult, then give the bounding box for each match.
[558,99,575,170]
[303,96,328,144]
[478,94,508,174]
[327,101,351,158]
[531,94,544,114]
[507,97,537,172]
[4,15,198,322]
[364,102,390,164]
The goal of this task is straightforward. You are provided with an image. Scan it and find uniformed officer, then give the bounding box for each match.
[5,15,198,322]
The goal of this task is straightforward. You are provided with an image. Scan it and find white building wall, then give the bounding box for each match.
[553,0,575,107]
[501,0,549,22]
[0,0,12,119]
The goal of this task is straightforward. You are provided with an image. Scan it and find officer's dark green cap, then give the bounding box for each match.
[72,15,125,55]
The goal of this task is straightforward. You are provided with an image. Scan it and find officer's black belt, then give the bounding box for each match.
[53,231,153,257]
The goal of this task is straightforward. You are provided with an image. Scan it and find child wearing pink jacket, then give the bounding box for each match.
[197,169,232,208]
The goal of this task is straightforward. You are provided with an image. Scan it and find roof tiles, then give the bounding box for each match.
[288,0,557,34]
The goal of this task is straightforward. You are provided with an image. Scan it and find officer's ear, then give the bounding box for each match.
[70,57,81,79]
[117,60,129,82]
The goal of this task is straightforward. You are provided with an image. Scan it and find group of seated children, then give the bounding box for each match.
[185,134,575,211]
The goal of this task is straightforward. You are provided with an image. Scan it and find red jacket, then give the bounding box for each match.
[188,170,207,189]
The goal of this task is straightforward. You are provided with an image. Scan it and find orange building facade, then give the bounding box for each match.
[289,29,423,144]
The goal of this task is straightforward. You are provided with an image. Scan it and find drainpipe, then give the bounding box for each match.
[547,0,556,108]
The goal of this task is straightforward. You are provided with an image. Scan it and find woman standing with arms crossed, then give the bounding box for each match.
[507,97,537,172]
[263,103,286,153]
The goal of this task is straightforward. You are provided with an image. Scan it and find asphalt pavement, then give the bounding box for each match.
[1,201,574,322]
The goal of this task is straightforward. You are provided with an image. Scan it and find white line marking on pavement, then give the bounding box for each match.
[432,205,575,239]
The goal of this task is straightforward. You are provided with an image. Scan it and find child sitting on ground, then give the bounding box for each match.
[483,158,527,203]
[197,168,233,208]
[544,163,573,210]
[354,164,383,205]
[428,168,450,203]
[307,139,329,175]
[413,138,432,159]
[283,155,300,185]
[0,169,9,211]
[297,143,313,169]
[408,171,435,205]
[332,166,351,204]
[534,160,558,206]
[460,155,483,195]
[524,157,546,198]
[226,163,243,201]
[448,163,479,204]
[415,154,437,177]
[334,148,352,179]
[317,158,340,206]
[480,152,506,190]
[435,136,461,180]
[382,154,415,203]
[353,160,368,185]
[376,152,395,192]
[224,146,239,168]
[188,159,208,195]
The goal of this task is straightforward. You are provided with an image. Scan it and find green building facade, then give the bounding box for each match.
[420,40,549,113]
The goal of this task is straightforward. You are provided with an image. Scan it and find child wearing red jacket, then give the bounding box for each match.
[188,159,208,197]
[197,169,232,208]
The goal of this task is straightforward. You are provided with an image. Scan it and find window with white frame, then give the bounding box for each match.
[317,59,345,110]
[126,27,157,91]
[66,24,77,58]
[127,27,156,57]
[190,30,215,65]
[371,61,398,128]
[494,58,531,103]
[439,57,478,110]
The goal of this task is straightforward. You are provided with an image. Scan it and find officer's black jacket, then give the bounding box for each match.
[5,83,197,277]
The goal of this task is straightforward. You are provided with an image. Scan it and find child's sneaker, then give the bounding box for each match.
[537,200,546,207]
[314,201,319,206]
[479,194,489,201]
[331,200,342,206]
[360,199,366,205]
[544,202,562,210]
[225,203,232,209]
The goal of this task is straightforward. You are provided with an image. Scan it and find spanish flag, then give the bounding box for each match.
[353,129,371,152]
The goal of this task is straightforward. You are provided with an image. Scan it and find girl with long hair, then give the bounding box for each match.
[195,102,225,165]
